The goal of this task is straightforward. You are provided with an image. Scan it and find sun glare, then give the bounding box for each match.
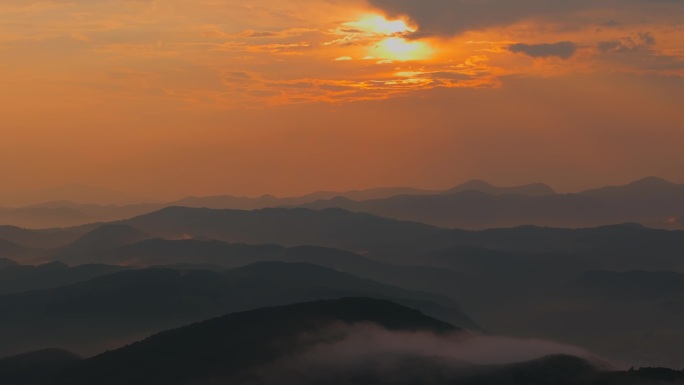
[374,37,433,61]
[346,15,415,35]
[344,14,432,61]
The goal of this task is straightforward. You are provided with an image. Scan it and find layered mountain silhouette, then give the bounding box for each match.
[2,177,683,229]
[34,298,459,385]
[0,258,17,269]
[573,270,684,300]
[443,179,555,196]
[121,207,440,249]
[0,225,89,251]
[0,262,478,357]
[2,298,682,385]
[0,184,146,207]
[0,261,126,295]
[0,349,81,385]
[0,207,94,229]
[3,179,684,370]
[300,191,618,228]
[0,238,38,262]
[53,224,152,265]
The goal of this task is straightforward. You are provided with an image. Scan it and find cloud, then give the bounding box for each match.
[598,32,655,53]
[366,0,684,37]
[596,32,684,71]
[509,42,578,59]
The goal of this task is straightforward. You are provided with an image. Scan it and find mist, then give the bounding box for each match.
[248,323,609,385]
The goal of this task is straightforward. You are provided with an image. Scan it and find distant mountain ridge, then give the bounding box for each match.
[3,177,683,230]
[444,179,555,197]
[0,184,146,207]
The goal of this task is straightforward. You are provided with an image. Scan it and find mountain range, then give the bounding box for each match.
[4,177,684,230]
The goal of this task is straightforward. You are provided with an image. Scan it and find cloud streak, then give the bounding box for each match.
[509,42,578,59]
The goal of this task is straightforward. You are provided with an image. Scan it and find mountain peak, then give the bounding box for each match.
[459,179,494,189]
[581,176,679,198]
[445,180,555,197]
[627,176,675,188]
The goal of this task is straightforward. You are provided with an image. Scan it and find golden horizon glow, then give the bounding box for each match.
[1,1,684,198]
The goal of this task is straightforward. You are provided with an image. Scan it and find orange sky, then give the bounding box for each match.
[1,0,683,200]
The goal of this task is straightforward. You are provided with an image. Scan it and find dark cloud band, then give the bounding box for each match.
[509,42,578,59]
[367,0,684,36]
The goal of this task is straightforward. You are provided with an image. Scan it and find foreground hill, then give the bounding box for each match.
[41,298,457,385]
[2,298,682,385]
[0,262,477,357]
[0,349,81,385]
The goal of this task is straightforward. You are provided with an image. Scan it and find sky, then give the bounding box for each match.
[1,0,683,200]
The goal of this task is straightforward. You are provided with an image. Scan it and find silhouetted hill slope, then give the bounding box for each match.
[420,224,684,272]
[292,177,684,229]
[302,191,621,229]
[0,226,88,250]
[169,194,281,210]
[170,187,439,210]
[0,349,81,385]
[93,238,283,266]
[581,176,679,199]
[122,207,440,248]
[109,209,684,274]
[444,179,556,197]
[579,177,684,222]
[0,263,477,357]
[0,238,37,262]
[222,261,480,330]
[54,224,152,265]
[0,258,17,268]
[79,238,480,311]
[572,270,684,300]
[4,176,684,229]
[0,207,95,229]
[0,262,127,295]
[8,299,679,385]
[167,181,554,212]
[47,298,455,385]
[0,184,145,207]
[24,201,163,226]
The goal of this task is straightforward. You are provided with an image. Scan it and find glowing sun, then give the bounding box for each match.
[346,15,416,35]
[374,37,433,61]
[345,14,433,61]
